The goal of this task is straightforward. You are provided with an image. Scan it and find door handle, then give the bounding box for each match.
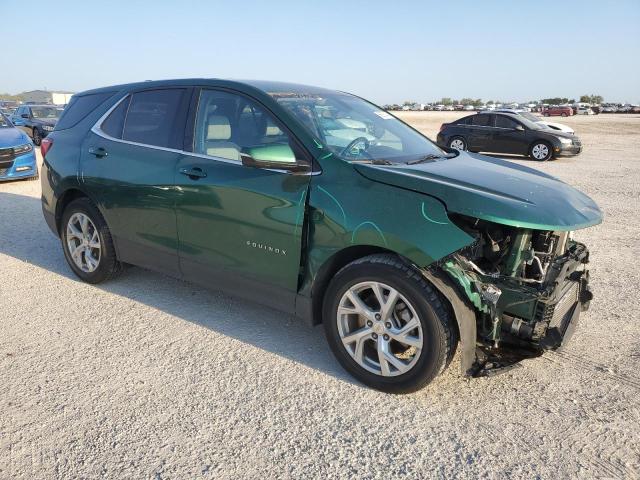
[179,167,207,179]
[88,147,108,158]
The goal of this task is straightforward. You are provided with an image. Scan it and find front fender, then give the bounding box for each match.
[305,161,474,283]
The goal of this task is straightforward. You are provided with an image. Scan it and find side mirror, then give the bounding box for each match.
[240,144,310,173]
[21,113,29,119]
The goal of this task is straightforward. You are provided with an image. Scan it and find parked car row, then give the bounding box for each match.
[600,103,640,113]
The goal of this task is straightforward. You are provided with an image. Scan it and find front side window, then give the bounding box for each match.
[194,89,302,166]
[122,89,186,148]
[269,90,446,164]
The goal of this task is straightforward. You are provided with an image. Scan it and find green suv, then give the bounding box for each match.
[41,79,602,393]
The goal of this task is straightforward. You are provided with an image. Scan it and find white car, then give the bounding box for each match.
[577,106,594,115]
[463,105,475,111]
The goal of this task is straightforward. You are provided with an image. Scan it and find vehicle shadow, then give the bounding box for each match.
[0,191,353,385]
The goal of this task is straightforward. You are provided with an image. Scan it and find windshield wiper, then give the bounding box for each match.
[406,154,449,165]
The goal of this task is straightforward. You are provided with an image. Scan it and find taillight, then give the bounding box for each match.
[439,123,448,132]
[41,137,53,159]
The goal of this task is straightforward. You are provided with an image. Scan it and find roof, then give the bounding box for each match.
[75,78,337,97]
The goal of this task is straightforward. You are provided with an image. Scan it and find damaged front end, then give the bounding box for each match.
[427,215,594,377]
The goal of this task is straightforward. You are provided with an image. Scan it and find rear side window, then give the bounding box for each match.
[101,96,131,139]
[122,89,186,148]
[495,115,519,129]
[471,114,492,126]
[56,92,114,130]
[455,116,472,125]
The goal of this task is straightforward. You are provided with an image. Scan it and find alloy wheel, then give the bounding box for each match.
[336,281,423,377]
[450,138,466,151]
[66,213,101,273]
[531,143,549,160]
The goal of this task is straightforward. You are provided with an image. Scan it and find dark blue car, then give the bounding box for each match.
[0,113,38,181]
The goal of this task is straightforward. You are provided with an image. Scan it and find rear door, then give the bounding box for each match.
[467,114,494,151]
[491,114,529,155]
[80,87,191,276]
[174,88,312,312]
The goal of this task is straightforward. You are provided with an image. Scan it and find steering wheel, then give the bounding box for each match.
[340,137,372,159]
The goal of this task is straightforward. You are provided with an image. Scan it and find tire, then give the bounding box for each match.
[323,254,457,394]
[32,128,42,146]
[61,198,122,284]
[448,136,467,151]
[561,112,567,117]
[529,141,553,161]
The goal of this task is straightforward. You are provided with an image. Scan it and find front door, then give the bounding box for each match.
[492,115,529,155]
[175,88,312,312]
[80,88,191,276]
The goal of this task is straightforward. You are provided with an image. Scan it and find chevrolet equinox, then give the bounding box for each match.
[41,79,602,393]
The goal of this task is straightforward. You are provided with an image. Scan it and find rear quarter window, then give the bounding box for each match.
[55,92,115,130]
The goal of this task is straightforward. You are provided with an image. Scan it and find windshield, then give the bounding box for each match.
[31,107,62,119]
[270,91,446,163]
[519,112,542,123]
[0,114,10,127]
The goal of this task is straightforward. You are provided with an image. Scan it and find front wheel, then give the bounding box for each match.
[61,198,123,284]
[448,136,467,151]
[32,128,42,146]
[530,141,553,161]
[323,254,456,393]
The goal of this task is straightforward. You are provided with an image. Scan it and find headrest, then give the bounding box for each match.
[265,123,283,136]
[207,115,231,140]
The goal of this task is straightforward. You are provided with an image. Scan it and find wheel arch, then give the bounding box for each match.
[306,247,476,375]
[55,188,107,235]
[306,245,399,326]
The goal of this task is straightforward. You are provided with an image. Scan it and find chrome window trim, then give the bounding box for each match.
[90,94,317,176]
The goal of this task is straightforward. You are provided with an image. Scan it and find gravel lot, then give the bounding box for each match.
[1,113,639,479]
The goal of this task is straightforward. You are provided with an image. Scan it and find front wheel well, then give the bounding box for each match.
[310,246,406,326]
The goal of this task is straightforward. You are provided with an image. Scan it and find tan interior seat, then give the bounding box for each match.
[205,115,241,161]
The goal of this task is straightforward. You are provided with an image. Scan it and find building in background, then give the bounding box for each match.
[21,90,74,105]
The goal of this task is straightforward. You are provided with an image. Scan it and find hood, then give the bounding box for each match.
[0,127,29,147]
[540,121,574,133]
[354,152,602,231]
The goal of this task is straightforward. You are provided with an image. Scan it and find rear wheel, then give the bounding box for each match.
[323,254,456,393]
[530,141,553,161]
[61,198,122,284]
[448,136,467,151]
[32,128,42,146]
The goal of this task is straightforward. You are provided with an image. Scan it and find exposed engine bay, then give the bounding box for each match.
[432,215,594,376]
